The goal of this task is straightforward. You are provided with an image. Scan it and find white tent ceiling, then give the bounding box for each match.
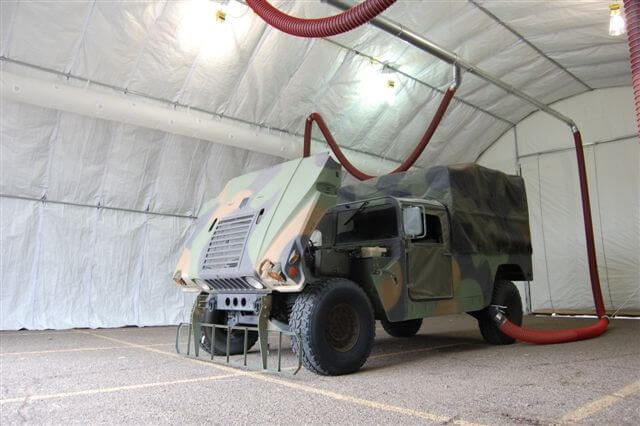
[0,0,630,167]
[1,1,635,329]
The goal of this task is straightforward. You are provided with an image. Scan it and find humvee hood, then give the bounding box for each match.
[175,153,341,286]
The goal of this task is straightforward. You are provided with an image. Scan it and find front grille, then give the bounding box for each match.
[203,214,254,270]
[205,278,255,292]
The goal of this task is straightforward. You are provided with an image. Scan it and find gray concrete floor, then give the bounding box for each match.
[1,315,638,425]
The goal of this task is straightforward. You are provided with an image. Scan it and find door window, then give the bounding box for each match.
[336,204,397,244]
[413,213,443,244]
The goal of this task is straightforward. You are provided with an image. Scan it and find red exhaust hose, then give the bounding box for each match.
[303,87,456,180]
[497,317,609,345]
[623,0,640,135]
[250,0,611,343]
[246,0,396,38]
[494,130,609,344]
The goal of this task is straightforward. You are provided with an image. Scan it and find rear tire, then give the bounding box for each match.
[476,280,523,345]
[290,279,375,376]
[381,318,423,338]
[200,307,259,356]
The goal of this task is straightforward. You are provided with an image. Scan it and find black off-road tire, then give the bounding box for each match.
[290,279,375,376]
[381,318,423,338]
[200,308,259,356]
[477,280,523,345]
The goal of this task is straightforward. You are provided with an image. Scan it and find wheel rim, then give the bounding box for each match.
[325,303,360,352]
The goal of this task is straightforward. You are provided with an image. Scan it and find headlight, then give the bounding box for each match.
[245,276,264,289]
[196,280,211,292]
[259,259,287,286]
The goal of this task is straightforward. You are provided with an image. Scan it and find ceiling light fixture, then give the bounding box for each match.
[361,60,397,105]
[178,0,249,58]
[609,2,626,37]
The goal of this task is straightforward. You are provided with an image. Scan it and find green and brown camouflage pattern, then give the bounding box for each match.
[173,153,341,293]
[335,164,533,321]
[174,157,532,324]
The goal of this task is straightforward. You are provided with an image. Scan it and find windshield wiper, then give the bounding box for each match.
[343,201,369,226]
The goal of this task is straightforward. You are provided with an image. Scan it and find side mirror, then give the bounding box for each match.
[403,206,426,239]
[310,229,323,247]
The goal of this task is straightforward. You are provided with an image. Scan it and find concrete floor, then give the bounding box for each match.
[1,315,638,425]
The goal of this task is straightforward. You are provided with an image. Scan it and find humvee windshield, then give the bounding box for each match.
[335,203,398,244]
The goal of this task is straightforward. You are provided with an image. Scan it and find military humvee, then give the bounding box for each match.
[173,153,531,375]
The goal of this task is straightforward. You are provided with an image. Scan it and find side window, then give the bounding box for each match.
[414,213,443,244]
[335,204,398,244]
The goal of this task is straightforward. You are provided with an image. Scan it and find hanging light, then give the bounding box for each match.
[360,60,397,105]
[178,0,250,57]
[609,2,626,37]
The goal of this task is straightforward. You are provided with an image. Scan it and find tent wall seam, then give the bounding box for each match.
[517,134,636,160]
[474,86,633,163]
[536,155,555,313]
[63,0,96,75]
[0,0,19,57]
[0,194,197,220]
[124,1,168,90]
[591,144,615,310]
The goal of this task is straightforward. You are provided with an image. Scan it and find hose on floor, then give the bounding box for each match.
[493,130,609,344]
[302,87,457,180]
[246,0,396,38]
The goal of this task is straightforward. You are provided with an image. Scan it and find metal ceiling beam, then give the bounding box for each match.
[232,0,514,125]
[324,38,515,126]
[467,0,593,91]
[326,0,579,130]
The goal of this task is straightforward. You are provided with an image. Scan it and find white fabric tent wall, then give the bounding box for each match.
[478,86,639,314]
[1,99,284,330]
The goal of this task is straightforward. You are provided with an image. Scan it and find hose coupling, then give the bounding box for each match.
[450,64,461,90]
[488,304,507,325]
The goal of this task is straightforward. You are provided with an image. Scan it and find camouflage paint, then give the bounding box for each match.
[173,153,341,292]
[175,158,532,325]
[334,163,532,321]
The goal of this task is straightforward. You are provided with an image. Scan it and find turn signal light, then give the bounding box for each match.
[287,265,299,278]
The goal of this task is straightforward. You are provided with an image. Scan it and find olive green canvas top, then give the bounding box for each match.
[338,164,532,255]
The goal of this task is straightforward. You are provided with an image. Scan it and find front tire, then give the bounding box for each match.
[290,279,375,376]
[476,280,523,345]
[381,318,423,338]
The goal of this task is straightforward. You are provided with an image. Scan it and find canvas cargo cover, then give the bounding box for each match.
[338,164,532,255]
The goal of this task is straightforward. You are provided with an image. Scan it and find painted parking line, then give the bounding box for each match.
[0,343,174,356]
[368,343,473,360]
[82,330,482,425]
[0,373,241,405]
[0,327,174,337]
[560,378,640,423]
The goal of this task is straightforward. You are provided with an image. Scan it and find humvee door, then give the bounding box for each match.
[402,201,453,300]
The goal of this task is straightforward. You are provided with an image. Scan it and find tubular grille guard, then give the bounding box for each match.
[175,322,303,374]
[203,214,254,270]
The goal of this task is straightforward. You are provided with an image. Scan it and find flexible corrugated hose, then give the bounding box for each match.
[251,0,610,344]
[303,87,457,180]
[624,0,640,135]
[246,0,396,38]
[495,129,609,344]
